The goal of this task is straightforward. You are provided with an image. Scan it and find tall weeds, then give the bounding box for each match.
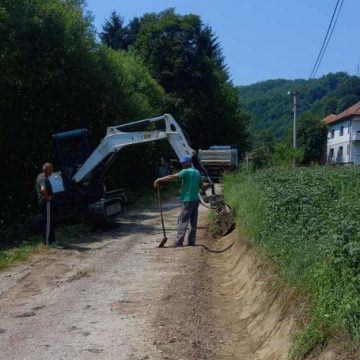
[223,166,360,358]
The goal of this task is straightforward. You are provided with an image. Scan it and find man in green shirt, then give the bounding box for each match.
[35,163,55,245]
[154,155,201,247]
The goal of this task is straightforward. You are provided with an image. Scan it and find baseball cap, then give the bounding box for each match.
[180,155,192,164]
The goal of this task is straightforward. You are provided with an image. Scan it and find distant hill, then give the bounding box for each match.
[238,72,360,139]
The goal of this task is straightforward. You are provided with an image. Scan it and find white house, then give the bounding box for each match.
[325,101,360,165]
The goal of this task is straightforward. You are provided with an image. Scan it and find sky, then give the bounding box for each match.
[86,0,360,86]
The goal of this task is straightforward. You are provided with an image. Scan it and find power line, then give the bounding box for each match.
[311,0,344,79]
[308,0,340,80]
[308,0,344,81]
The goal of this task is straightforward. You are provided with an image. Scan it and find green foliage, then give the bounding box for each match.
[238,72,360,138]
[101,8,251,151]
[223,167,360,358]
[297,112,328,165]
[252,112,327,169]
[0,243,41,271]
[251,130,275,169]
[271,142,303,167]
[208,208,222,236]
[100,11,126,50]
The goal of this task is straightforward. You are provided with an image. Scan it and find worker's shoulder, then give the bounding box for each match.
[178,168,200,177]
[36,173,45,182]
[185,168,200,174]
[35,173,47,186]
[192,168,201,176]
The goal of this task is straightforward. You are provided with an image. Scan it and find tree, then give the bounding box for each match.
[297,113,328,165]
[124,9,250,151]
[323,97,338,115]
[100,11,126,50]
[251,130,275,169]
[336,94,359,113]
[271,143,303,167]
[124,17,141,48]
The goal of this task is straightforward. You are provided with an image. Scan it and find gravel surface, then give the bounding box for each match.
[0,199,222,360]
[2,196,343,360]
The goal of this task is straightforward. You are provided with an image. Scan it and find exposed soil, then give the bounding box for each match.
[0,198,355,359]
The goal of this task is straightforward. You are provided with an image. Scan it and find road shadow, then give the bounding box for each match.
[123,213,159,221]
[61,244,93,253]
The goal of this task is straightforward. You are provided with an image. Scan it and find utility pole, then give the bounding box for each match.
[288,91,298,166]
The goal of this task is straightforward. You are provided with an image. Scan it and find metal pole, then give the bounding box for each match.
[292,92,297,167]
[293,93,297,149]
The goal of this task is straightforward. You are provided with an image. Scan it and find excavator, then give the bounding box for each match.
[49,114,234,234]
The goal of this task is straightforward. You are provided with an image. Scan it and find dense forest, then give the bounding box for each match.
[238,72,360,139]
[0,0,249,238]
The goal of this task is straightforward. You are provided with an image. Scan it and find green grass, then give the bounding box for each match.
[223,166,360,359]
[208,208,222,236]
[0,223,91,271]
[0,240,43,271]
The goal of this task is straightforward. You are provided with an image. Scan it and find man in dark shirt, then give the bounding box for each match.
[35,163,55,245]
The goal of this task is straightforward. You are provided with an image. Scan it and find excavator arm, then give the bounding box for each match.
[72,114,195,184]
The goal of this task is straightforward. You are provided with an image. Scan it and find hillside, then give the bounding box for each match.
[238,72,360,139]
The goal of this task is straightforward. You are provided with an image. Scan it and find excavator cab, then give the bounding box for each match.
[51,128,126,223]
[52,129,92,189]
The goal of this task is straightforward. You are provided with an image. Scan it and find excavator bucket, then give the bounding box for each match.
[208,194,235,236]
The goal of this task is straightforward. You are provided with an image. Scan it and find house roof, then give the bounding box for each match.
[324,101,360,124]
[323,114,337,123]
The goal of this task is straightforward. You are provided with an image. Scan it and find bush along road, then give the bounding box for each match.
[223,166,360,359]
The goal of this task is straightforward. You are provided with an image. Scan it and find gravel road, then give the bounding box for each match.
[0,199,223,360]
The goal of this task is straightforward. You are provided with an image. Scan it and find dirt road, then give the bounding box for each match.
[0,197,343,360]
[0,199,221,359]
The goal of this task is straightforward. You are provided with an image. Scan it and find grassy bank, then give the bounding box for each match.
[223,166,360,358]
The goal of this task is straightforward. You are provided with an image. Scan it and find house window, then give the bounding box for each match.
[330,129,335,138]
[340,126,344,136]
[329,148,334,160]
